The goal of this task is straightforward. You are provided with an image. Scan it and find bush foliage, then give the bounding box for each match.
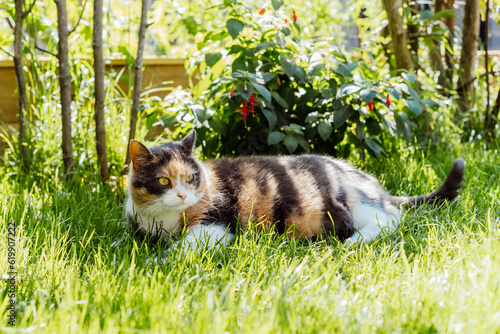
[152,0,432,159]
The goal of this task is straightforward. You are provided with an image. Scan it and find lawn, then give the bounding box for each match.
[1,141,499,333]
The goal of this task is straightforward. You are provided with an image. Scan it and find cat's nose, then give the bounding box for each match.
[177,193,187,201]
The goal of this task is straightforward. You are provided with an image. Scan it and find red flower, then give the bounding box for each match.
[236,95,259,127]
[368,100,374,111]
[259,7,265,15]
[230,87,235,98]
[488,136,494,142]
[292,10,297,22]
[285,19,288,24]
[237,102,249,127]
[386,94,391,106]
[248,93,259,109]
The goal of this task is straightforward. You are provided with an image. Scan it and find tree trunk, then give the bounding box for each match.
[435,0,455,89]
[457,0,480,111]
[93,0,109,182]
[55,0,74,174]
[123,0,150,173]
[484,0,491,130]
[408,3,419,68]
[492,85,500,128]
[13,0,29,172]
[381,0,414,70]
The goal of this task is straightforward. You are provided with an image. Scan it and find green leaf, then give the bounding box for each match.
[182,16,199,35]
[237,82,253,100]
[402,72,417,83]
[226,19,244,39]
[334,105,355,129]
[268,131,286,145]
[161,114,178,128]
[421,99,440,108]
[318,121,333,141]
[429,9,455,21]
[252,83,272,104]
[284,134,299,153]
[271,0,284,10]
[366,118,382,136]
[261,73,276,83]
[298,89,320,106]
[262,108,277,129]
[255,42,275,53]
[208,116,228,135]
[395,115,412,141]
[205,52,222,67]
[298,136,310,152]
[335,62,357,77]
[364,137,381,158]
[232,55,247,72]
[271,91,289,108]
[279,54,297,79]
[305,111,321,123]
[294,67,307,83]
[307,62,324,76]
[276,32,286,48]
[228,45,243,54]
[338,84,361,97]
[359,88,377,104]
[387,87,401,101]
[404,99,422,115]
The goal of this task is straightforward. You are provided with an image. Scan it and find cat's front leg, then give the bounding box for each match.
[173,224,235,254]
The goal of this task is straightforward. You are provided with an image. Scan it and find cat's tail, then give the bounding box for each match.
[392,158,465,210]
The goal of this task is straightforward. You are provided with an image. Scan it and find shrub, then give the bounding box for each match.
[154,0,429,159]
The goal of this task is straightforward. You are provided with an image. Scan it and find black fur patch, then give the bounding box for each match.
[290,156,356,240]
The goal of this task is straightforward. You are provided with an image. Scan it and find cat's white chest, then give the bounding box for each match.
[125,197,182,236]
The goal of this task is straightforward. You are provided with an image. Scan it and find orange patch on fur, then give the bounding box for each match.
[130,186,157,207]
[282,161,323,239]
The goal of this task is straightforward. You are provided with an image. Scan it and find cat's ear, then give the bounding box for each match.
[179,130,196,154]
[130,140,154,172]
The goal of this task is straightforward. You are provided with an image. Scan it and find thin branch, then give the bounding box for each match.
[5,17,15,30]
[485,0,491,130]
[22,0,37,18]
[456,69,500,92]
[68,0,89,35]
[35,44,57,57]
[0,45,14,58]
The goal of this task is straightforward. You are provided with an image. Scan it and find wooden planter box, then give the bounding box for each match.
[0,57,190,132]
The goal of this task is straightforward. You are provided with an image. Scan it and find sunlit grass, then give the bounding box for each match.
[1,137,499,332]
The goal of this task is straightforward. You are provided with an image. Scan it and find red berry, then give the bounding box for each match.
[386,94,391,106]
[368,100,374,111]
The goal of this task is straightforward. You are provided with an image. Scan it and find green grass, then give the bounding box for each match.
[1,140,500,333]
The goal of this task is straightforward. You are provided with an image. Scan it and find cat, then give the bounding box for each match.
[125,130,465,251]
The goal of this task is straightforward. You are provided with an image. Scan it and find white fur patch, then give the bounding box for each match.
[125,196,183,237]
[175,224,235,253]
[348,203,401,243]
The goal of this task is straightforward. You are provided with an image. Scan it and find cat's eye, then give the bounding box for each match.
[158,177,170,186]
[186,174,194,183]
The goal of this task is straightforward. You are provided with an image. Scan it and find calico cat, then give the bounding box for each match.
[125,130,465,250]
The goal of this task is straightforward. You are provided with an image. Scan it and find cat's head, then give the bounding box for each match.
[128,130,206,212]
